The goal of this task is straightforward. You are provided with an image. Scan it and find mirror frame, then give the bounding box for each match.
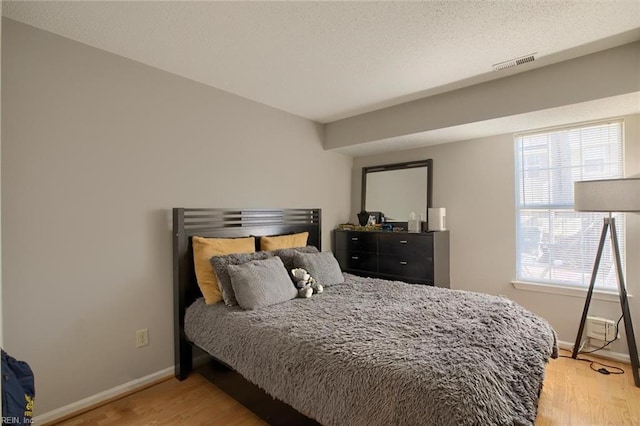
[361,159,433,223]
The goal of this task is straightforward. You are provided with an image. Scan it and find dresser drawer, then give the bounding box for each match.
[378,254,433,280]
[378,233,432,258]
[334,231,377,252]
[335,249,377,273]
[333,230,447,286]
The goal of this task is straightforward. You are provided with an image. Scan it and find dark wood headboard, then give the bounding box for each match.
[173,208,321,379]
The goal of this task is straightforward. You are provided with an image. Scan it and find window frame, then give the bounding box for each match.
[513,118,626,294]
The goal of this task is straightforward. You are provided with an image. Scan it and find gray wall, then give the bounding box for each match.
[352,114,640,356]
[1,19,351,415]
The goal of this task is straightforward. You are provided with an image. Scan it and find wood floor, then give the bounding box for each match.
[54,350,639,426]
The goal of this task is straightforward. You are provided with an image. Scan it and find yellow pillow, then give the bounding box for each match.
[260,232,309,251]
[192,236,255,304]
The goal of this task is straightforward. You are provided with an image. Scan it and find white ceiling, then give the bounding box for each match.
[3,0,640,126]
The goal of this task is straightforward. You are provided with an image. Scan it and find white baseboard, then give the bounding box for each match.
[557,339,631,364]
[33,366,174,425]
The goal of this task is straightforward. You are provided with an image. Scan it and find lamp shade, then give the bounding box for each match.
[574,178,640,212]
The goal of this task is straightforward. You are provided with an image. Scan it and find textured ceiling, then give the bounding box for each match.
[3,1,640,124]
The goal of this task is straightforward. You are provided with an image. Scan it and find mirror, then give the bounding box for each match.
[362,159,433,223]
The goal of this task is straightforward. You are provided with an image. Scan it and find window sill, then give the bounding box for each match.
[511,280,633,302]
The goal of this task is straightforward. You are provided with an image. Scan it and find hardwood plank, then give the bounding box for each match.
[52,352,640,425]
[537,350,640,426]
[51,375,267,426]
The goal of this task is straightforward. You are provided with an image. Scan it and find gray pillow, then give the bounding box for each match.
[293,251,345,287]
[227,257,297,310]
[211,251,274,306]
[271,246,319,277]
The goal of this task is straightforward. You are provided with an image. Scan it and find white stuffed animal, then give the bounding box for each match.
[291,268,323,298]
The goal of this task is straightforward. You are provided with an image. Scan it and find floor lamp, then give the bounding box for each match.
[572,178,640,387]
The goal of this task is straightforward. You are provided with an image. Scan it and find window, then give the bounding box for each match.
[515,120,624,290]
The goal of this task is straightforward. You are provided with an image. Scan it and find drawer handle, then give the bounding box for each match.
[351,256,359,260]
[399,240,408,244]
[351,237,359,241]
[400,261,408,265]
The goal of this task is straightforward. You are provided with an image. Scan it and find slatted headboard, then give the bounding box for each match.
[173,208,321,379]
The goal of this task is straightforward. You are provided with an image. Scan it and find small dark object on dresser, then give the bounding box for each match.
[357,210,369,226]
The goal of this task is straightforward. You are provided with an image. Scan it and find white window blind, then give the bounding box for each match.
[515,120,624,289]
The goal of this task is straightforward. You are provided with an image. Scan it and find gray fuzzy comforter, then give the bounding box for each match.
[185,273,557,426]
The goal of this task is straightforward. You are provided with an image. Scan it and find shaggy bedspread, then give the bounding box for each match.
[185,273,557,426]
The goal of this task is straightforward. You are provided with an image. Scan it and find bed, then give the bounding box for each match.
[174,208,558,426]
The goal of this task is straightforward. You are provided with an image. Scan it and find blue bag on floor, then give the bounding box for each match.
[2,349,35,424]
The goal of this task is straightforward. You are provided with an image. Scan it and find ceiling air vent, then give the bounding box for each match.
[492,53,537,71]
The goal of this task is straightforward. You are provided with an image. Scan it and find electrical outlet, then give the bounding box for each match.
[136,329,149,348]
[605,322,620,341]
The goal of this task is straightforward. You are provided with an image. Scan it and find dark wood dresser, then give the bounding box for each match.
[333,229,450,288]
